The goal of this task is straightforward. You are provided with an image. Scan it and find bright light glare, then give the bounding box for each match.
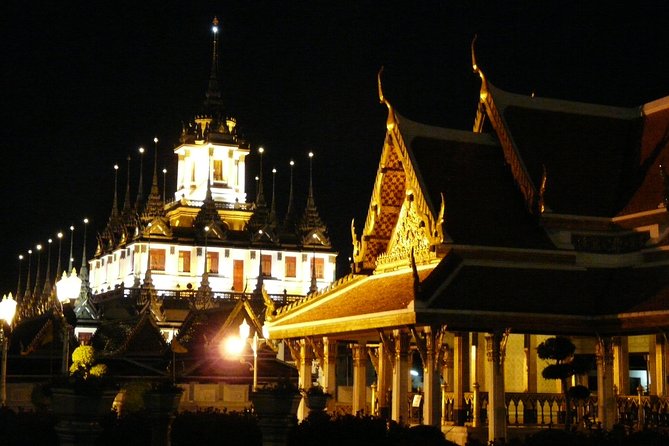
[410,370,419,377]
[212,26,218,33]
[222,336,245,357]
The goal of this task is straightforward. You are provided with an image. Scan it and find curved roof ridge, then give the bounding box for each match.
[394,110,499,147]
[642,95,669,116]
[487,82,641,120]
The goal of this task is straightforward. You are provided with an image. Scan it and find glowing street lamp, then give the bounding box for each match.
[0,293,17,406]
[223,319,266,391]
[56,269,82,373]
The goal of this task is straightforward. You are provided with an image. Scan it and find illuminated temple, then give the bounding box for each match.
[264,52,669,442]
[5,19,669,446]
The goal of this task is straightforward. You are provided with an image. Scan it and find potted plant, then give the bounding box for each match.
[49,345,118,421]
[49,345,118,445]
[303,385,331,412]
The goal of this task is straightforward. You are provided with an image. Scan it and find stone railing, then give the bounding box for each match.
[92,286,303,307]
[441,391,669,429]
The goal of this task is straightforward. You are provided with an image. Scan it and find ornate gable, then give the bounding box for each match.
[353,103,446,272]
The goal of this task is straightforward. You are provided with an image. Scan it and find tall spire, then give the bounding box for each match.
[16,254,24,299]
[205,17,222,105]
[269,167,277,224]
[32,244,42,299]
[42,238,53,298]
[299,151,330,246]
[24,249,33,302]
[111,163,119,218]
[256,147,266,206]
[55,232,63,287]
[80,218,89,272]
[68,225,75,273]
[143,137,165,220]
[135,146,146,213]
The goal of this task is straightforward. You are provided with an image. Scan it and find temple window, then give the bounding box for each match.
[207,251,219,273]
[261,254,272,277]
[178,251,191,272]
[285,256,296,277]
[312,257,324,279]
[150,248,166,271]
[213,159,223,181]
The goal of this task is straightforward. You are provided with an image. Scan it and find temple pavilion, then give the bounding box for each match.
[264,50,669,443]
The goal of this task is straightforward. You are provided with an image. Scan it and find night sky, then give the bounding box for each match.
[2,1,669,295]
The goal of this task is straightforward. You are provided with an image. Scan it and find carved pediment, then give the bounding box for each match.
[376,193,431,268]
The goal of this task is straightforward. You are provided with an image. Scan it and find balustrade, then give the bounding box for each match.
[440,391,669,429]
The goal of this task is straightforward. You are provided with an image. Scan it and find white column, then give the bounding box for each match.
[452,332,469,425]
[352,342,367,414]
[422,328,441,426]
[596,337,616,430]
[650,334,667,397]
[297,339,313,421]
[323,337,337,409]
[391,330,410,424]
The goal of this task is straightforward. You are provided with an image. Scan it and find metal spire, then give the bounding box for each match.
[24,249,33,301]
[67,225,75,272]
[270,167,277,222]
[144,137,165,219]
[135,147,145,213]
[205,17,222,104]
[111,163,119,218]
[256,147,265,205]
[80,218,89,271]
[16,254,23,299]
[55,232,63,286]
[42,238,53,297]
[32,244,42,299]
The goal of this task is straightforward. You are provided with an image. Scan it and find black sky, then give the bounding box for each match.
[2,1,669,295]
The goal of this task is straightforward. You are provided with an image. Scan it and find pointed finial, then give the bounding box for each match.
[68,225,75,273]
[55,231,63,284]
[162,168,167,204]
[377,66,388,107]
[135,147,145,212]
[256,147,265,204]
[81,218,89,268]
[16,253,24,298]
[111,164,119,217]
[271,168,277,215]
[308,151,314,200]
[206,16,222,101]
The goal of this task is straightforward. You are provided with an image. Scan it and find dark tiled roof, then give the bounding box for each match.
[621,104,669,214]
[278,267,433,326]
[401,125,553,249]
[428,264,669,316]
[490,85,651,217]
[91,313,167,356]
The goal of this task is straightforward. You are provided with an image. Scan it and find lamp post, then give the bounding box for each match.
[224,319,266,391]
[0,293,17,406]
[56,270,82,374]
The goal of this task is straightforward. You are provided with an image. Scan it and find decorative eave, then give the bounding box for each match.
[471,40,539,215]
[352,69,446,272]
